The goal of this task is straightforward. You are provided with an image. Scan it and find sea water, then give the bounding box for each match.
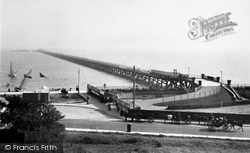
[0,50,133,91]
[1,49,250,92]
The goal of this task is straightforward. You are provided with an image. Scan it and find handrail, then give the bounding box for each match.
[222,85,236,100]
[228,85,242,100]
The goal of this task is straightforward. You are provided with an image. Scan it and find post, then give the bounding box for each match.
[103,83,107,90]
[133,66,135,109]
[198,80,202,86]
[201,74,205,79]
[39,76,41,90]
[192,77,196,91]
[221,71,223,84]
[78,68,80,94]
[127,124,131,132]
[188,67,190,77]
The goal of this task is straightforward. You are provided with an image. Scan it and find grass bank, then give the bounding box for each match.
[154,88,250,110]
[64,131,250,153]
[234,87,250,99]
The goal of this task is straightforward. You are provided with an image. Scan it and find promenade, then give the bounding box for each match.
[53,92,250,140]
[2,86,250,140]
[53,92,123,121]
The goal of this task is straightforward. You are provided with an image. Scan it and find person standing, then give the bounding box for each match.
[87,96,90,104]
[108,102,111,111]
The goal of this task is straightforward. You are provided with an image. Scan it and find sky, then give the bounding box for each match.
[1,0,250,53]
[1,0,250,84]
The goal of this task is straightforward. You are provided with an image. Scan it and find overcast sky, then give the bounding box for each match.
[1,0,250,54]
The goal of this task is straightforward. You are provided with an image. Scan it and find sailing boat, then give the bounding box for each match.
[8,61,19,77]
[15,69,32,92]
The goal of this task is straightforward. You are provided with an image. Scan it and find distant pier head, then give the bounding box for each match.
[38,50,200,91]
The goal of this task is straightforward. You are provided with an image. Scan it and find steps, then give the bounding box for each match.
[222,84,242,101]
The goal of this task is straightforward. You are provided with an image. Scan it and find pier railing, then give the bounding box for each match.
[119,86,222,102]
[188,74,202,79]
[160,86,222,102]
[231,84,250,88]
[95,86,142,90]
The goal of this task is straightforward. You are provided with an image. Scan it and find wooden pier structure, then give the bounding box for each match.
[38,50,199,90]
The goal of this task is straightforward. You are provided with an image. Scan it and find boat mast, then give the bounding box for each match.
[10,61,13,75]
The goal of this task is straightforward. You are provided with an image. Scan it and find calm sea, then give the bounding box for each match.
[0,50,134,91]
[1,49,249,92]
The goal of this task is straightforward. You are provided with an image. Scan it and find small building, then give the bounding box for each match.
[22,88,50,102]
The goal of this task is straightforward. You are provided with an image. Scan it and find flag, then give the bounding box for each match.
[24,74,32,79]
[40,73,48,79]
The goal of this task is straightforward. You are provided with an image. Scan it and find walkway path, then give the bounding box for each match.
[66,128,250,141]
[61,119,250,139]
[53,92,123,121]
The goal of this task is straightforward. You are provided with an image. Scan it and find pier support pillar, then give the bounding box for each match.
[227,80,231,86]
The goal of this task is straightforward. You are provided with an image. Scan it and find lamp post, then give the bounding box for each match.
[133,66,135,109]
[221,71,223,84]
[188,67,190,77]
[78,68,80,94]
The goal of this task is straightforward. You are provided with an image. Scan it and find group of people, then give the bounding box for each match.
[208,113,246,132]
[170,112,191,124]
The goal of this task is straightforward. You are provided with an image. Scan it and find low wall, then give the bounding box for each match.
[135,90,187,96]
[125,109,250,123]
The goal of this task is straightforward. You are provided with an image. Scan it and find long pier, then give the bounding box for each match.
[38,50,199,90]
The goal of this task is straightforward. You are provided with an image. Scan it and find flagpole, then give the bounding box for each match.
[39,74,41,92]
[133,66,135,109]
